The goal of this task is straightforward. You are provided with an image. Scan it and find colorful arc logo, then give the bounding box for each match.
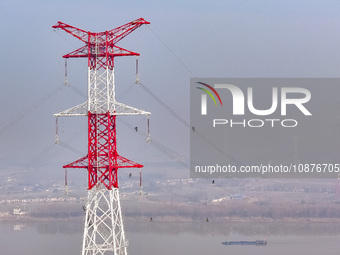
[196,82,222,106]
[196,82,222,115]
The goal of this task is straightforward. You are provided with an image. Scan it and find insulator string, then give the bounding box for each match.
[146,115,151,143]
[55,117,60,144]
[135,57,139,84]
[64,58,69,85]
[139,169,143,195]
[65,168,68,195]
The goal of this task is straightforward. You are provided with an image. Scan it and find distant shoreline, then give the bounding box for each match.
[2,214,340,223]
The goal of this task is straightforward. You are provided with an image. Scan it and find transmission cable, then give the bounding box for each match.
[137,80,189,128]
[147,25,195,76]
[0,85,64,136]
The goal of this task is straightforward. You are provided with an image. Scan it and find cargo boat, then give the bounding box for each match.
[222,240,267,246]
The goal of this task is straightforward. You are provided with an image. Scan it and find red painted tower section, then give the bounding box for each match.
[63,113,142,189]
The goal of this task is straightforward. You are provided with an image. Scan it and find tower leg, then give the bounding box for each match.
[82,185,128,255]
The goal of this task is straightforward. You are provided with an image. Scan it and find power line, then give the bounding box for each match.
[118,118,189,168]
[147,25,195,76]
[0,85,64,136]
[136,80,240,165]
[138,80,190,127]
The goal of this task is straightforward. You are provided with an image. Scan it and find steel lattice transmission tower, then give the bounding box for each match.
[52,18,150,255]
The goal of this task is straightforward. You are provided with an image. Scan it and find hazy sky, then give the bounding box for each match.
[1,0,340,187]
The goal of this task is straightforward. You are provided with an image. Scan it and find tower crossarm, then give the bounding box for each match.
[53,18,150,60]
[54,102,88,117]
[54,101,150,117]
[53,21,89,43]
[62,44,140,59]
[111,101,151,116]
[106,18,150,44]
[62,45,88,58]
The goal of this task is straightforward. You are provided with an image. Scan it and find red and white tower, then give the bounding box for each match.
[53,18,150,255]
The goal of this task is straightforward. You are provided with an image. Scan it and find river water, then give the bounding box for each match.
[1,219,340,255]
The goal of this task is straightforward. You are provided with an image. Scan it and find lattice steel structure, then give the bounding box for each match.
[53,18,150,255]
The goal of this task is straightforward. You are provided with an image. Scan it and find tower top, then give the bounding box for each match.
[52,18,150,67]
[53,18,151,116]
